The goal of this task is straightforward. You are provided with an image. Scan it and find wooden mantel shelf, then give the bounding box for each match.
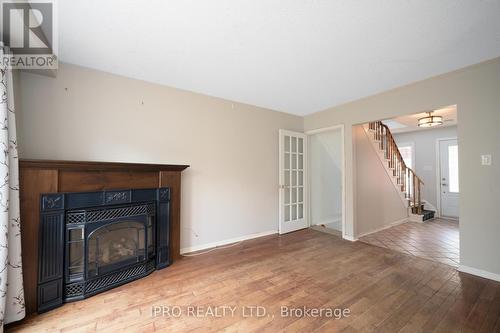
[19,159,189,315]
[20,159,189,172]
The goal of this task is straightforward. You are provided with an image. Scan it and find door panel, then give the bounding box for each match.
[279,130,307,234]
[439,139,459,218]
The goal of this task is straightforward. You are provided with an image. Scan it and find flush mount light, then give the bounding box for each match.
[418,111,443,127]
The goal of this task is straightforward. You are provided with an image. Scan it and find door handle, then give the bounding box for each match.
[441,183,447,186]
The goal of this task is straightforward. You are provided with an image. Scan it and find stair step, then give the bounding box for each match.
[422,209,435,221]
[409,209,435,224]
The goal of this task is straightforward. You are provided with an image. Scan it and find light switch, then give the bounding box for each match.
[481,154,492,166]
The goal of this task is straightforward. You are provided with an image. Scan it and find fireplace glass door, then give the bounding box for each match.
[87,220,147,278]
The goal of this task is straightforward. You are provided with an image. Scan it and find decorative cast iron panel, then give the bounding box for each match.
[66,203,155,224]
[65,283,84,298]
[85,261,155,294]
[38,188,170,314]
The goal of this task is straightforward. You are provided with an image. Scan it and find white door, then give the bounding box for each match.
[279,130,307,234]
[439,139,459,218]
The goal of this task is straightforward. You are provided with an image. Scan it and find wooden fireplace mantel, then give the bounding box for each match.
[19,159,189,315]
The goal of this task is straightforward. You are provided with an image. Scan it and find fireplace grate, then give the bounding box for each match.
[64,261,156,301]
[85,260,155,294]
[66,212,86,224]
[65,283,84,298]
[66,203,155,224]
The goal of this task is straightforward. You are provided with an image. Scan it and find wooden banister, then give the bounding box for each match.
[369,121,424,214]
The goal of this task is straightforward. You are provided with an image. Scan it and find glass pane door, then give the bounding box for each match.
[279,130,307,234]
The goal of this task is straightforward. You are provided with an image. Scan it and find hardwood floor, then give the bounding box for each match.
[8,229,500,332]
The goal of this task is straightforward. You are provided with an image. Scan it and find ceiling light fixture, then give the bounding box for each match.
[418,111,443,127]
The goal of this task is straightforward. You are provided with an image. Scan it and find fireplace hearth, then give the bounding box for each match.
[38,188,170,312]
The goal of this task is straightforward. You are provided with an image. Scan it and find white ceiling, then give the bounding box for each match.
[384,105,457,134]
[59,1,500,115]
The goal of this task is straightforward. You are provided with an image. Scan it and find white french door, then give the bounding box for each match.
[279,130,308,234]
[439,139,459,218]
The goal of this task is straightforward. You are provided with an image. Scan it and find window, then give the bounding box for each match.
[398,144,414,169]
[448,145,459,192]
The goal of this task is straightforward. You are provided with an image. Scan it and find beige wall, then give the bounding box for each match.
[305,57,500,277]
[354,125,408,236]
[16,58,500,278]
[16,63,303,252]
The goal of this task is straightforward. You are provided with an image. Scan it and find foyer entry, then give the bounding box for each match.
[360,218,459,267]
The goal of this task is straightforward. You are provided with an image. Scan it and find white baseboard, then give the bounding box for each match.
[343,234,358,242]
[180,230,278,254]
[311,217,342,226]
[356,218,409,239]
[439,216,459,222]
[458,265,500,282]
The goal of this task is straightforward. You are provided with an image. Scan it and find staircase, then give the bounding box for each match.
[365,121,435,222]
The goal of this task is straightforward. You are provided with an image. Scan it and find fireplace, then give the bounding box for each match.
[38,188,170,312]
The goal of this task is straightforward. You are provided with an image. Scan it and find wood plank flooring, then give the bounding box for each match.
[7,229,500,332]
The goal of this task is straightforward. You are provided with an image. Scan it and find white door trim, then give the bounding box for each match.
[305,124,346,240]
[435,136,458,218]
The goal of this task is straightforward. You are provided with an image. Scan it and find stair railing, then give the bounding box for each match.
[368,121,424,214]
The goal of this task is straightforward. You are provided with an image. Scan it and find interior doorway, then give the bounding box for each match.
[307,125,345,237]
[356,105,460,267]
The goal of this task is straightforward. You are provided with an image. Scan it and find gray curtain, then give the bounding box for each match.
[0,46,25,330]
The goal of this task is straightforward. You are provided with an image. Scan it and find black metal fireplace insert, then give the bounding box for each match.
[37,188,170,313]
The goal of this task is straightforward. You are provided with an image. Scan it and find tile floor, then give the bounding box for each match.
[359,218,459,267]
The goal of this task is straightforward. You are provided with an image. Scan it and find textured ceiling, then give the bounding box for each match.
[59,1,500,115]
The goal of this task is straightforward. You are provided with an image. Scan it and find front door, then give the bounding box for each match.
[439,139,459,218]
[279,130,307,234]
